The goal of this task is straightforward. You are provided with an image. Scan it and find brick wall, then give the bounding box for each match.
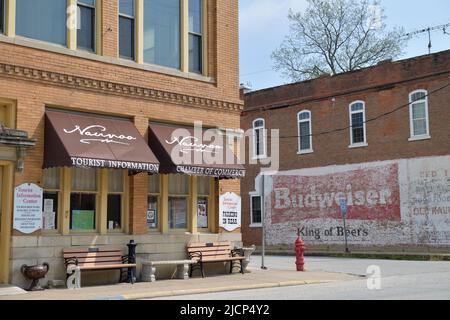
[241,50,450,248]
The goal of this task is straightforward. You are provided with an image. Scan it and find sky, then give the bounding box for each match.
[239,0,450,91]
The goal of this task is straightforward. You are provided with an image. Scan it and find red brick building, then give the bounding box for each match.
[0,0,244,287]
[241,50,450,253]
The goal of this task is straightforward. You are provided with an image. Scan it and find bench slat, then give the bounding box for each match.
[74,257,123,264]
[63,246,123,254]
[187,241,231,248]
[187,246,231,253]
[79,263,136,270]
[63,252,123,259]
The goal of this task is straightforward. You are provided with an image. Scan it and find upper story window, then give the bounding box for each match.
[0,0,4,34]
[349,101,367,147]
[409,90,430,141]
[119,0,135,60]
[77,0,96,52]
[144,0,181,69]
[253,118,266,159]
[16,0,67,46]
[188,0,203,74]
[298,110,313,154]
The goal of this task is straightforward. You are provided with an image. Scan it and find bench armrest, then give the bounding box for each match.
[121,255,129,264]
[231,248,244,257]
[188,251,202,261]
[64,257,78,267]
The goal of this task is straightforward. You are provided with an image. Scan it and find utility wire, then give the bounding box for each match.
[277,81,450,140]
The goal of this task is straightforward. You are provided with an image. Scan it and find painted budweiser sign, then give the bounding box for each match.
[271,163,401,224]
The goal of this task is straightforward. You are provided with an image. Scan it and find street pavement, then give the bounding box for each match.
[151,255,450,300]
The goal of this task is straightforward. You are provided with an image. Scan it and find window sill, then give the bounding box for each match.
[0,35,216,84]
[297,149,314,155]
[252,155,268,161]
[408,135,431,142]
[348,142,368,149]
[249,223,262,228]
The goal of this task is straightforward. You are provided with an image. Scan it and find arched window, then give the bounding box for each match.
[349,101,367,147]
[297,110,313,154]
[409,90,430,140]
[252,118,266,158]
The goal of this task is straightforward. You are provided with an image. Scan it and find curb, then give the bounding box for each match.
[115,279,335,300]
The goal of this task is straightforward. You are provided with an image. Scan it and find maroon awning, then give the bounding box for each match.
[148,122,245,179]
[44,110,159,173]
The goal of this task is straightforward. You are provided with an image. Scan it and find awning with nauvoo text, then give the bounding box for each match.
[44,109,160,173]
[148,122,245,179]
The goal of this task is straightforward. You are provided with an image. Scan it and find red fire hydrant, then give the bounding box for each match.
[295,228,305,271]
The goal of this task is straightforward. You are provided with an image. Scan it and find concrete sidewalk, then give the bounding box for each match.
[0,267,359,300]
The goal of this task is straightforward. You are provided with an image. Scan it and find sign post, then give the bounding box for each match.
[339,199,350,253]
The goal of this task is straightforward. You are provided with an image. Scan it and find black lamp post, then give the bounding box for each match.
[126,240,137,284]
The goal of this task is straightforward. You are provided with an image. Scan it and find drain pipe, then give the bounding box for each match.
[261,174,267,270]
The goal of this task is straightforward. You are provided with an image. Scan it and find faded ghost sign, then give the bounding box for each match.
[13,183,43,234]
[263,155,450,247]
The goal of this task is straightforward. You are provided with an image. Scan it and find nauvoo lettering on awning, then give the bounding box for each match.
[148,122,245,179]
[44,110,160,173]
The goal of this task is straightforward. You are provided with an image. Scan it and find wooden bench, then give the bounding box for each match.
[141,260,195,282]
[187,241,245,278]
[63,246,137,289]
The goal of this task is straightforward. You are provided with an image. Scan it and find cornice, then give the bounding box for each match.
[0,62,244,113]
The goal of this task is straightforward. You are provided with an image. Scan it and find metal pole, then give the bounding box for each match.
[343,217,349,253]
[261,174,267,270]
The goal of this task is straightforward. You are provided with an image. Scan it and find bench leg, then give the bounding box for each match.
[241,260,244,275]
[66,266,81,289]
[200,262,205,278]
[229,261,233,274]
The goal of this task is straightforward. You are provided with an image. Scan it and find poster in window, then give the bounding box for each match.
[147,209,157,228]
[172,198,187,228]
[197,199,208,228]
[43,211,56,230]
[219,192,241,232]
[72,210,95,230]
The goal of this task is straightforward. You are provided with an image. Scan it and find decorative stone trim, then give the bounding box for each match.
[0,63,244,113]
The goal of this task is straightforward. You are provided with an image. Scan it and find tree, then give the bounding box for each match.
[271,0,407,82]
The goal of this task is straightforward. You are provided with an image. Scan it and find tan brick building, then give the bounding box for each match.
[241,50,450,254]
[0,0,244,287]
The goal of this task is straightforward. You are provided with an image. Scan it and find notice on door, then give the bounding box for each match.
[13,183,43,234]
[219,192,241,232]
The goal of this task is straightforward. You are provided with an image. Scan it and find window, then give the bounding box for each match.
[197,176,210,229]
[42,168,60,231]
[252,118,266,158]
[119,0,135,60]
[77,0,96,52]
[144,0,180,69]
[250,195,262,226]
[16,0,67,46]
[0,0,4,34]
[188,0,202,73]
[147,174,160,230]
[349,101,367,147]
[168,174,189,229]
[107,170,124,231]
[298,111,313,153]
[409,90,430,140]
[70,168,97,231]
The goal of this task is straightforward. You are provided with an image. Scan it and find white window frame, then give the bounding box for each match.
[252,118,267,159]
[249,193,262,228]
[408,90,431,141]
[349,101,368,148]
[297,110,313,155]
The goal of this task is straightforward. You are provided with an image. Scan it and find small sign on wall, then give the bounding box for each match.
[219,192,241,232]
[13,183,43,234]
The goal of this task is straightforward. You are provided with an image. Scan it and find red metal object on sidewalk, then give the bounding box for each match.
[295,228,305,271]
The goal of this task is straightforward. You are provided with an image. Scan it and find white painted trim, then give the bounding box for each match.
[249,223,262,228]
[297,110,313,154]
[349,100,367,146]
[348,142,368,149]
[252,118,267,159]
[408,135,431,142]
[249,194,262,226]
[409,89,430,140]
